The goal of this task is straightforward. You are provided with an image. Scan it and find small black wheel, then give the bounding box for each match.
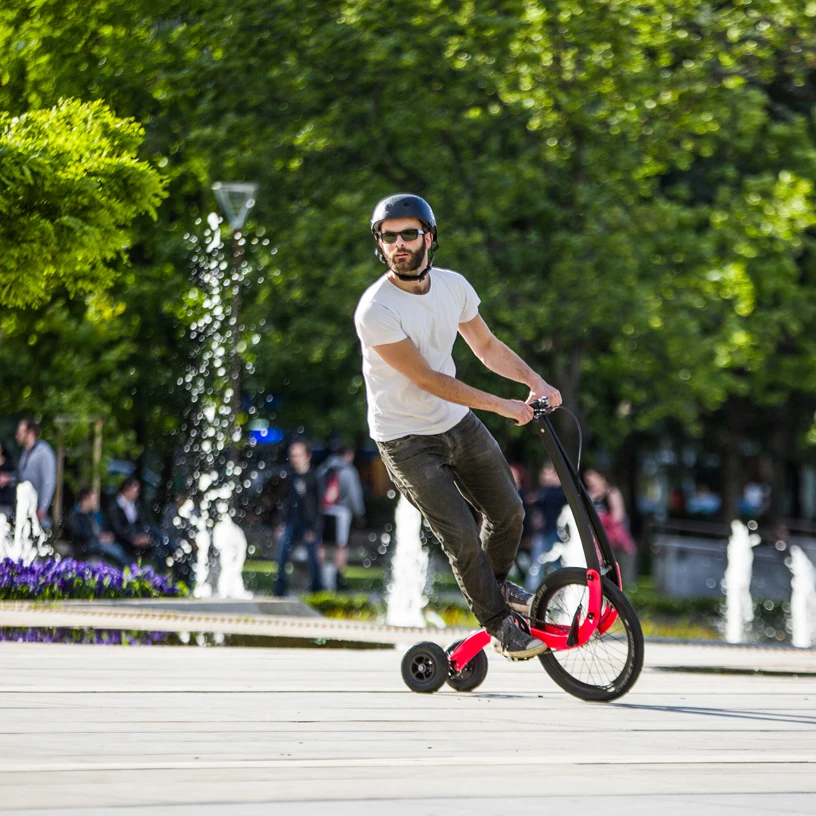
[530,567,644,702]
[401,642,449,693]
[445,640,489,692]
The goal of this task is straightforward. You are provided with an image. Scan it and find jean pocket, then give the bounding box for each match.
[379,435,415,455]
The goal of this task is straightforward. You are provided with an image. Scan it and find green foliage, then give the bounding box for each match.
[303,591,380,621]
[300,591,480,627]
[0,98,166,308]
[0,0,815,491]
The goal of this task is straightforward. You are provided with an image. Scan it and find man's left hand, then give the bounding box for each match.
[36,509,47,521]
[528,378,562,408]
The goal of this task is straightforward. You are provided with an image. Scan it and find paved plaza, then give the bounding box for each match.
[0,635,813,815]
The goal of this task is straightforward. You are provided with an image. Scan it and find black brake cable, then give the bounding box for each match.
[555,405,584,472]
[533,401,583,472]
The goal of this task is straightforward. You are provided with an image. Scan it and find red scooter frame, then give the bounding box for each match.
[448,398,622,674]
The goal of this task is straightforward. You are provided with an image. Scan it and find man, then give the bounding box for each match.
[14,419,57,526]
[354,193,562,659]
[64,487,131,569]
[274,440,324,597]
[317,444,366,591]
[108,477,168,563]
[0,440,15,517]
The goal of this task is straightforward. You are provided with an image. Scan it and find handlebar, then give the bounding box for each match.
[529,396,556,419]
[529,397,583,472]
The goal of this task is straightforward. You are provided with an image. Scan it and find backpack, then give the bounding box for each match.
[322,469,341,509]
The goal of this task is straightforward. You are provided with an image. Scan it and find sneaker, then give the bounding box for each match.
[500,580,534,617]
[492,614,549,660]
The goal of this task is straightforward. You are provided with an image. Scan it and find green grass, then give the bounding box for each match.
[299,591,478,627]
[242,560,461,595]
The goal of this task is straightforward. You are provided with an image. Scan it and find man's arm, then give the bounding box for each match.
[372,338,534,425]
[36,446,57,513]
[458,315,562,407]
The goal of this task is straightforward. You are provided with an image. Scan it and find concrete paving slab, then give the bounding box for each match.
[0,640,813,815]
[57,597,323,617]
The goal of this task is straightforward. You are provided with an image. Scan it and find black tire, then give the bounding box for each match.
[401,642,449,693]
[530,568,644,702]
[445,640,489,692]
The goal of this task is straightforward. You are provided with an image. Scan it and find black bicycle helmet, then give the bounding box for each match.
[370,194,439,267]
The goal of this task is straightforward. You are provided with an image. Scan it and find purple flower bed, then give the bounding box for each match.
[0,627,173,646]
[0,558,188,600]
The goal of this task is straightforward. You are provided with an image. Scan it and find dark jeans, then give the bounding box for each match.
[377,411,524,634]
[275,520,323,596]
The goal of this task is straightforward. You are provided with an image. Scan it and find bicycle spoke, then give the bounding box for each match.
[545,583,630,687]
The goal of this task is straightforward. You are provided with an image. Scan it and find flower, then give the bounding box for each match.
[0,558,188,601]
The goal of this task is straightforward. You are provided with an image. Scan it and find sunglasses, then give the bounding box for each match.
[379,229,427,244]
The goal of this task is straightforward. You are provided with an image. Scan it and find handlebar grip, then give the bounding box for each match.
[506,396,555,425]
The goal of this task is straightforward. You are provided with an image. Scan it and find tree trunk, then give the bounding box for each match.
[720,400,742,524]
[769,403,792,525]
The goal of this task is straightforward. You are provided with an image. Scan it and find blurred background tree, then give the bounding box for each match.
[0,0,814,523]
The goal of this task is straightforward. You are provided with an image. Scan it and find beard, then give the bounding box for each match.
[388,243,426,275]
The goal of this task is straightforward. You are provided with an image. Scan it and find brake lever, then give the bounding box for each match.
[530,397,556,419]
[507,397,555,425]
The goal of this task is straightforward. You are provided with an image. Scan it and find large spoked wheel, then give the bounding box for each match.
[401,642,449,693]
[530,567,644,702]
[445,640,488,692]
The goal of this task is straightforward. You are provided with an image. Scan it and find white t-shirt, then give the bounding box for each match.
[354,267,481,442]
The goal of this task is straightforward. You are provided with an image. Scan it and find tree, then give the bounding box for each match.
[1,0,816,525]
[0,98,165,308]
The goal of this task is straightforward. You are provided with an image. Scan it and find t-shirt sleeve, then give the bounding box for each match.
[355,300,407,349]
[458,275,481,323]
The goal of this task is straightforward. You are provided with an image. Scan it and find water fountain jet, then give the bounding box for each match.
[723,520,761,644]
[788,545,816,648]
[385,496,428,627]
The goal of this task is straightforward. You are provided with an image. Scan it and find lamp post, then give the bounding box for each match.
[212,182,257,464]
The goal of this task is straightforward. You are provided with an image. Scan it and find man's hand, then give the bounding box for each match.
[36,508,47,521]
[100,532,115,544]
[0,473,10,487]
[527,377,562,409]
[303,530,317,544]
[499,399,535,426]
[133,533,152,547]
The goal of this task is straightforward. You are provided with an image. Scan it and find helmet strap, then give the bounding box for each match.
[394,264,431,282]
[392,242,436,282]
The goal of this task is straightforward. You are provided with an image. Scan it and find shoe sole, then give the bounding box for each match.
[501,642,549,660]
[491,637,548,661]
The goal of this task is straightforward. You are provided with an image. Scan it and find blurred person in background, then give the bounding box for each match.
[525,462,567,592]
[584,468,637,585]
[508,462,534,581]
[64,487,131,569]
[317,444,365,592]
[686,483,721,516]
[275,440,324,597]
[0,440,15,517]
[108,477,170,566]
[4,419,57,527]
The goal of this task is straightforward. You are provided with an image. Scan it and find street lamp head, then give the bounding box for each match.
[212,182,258,230]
